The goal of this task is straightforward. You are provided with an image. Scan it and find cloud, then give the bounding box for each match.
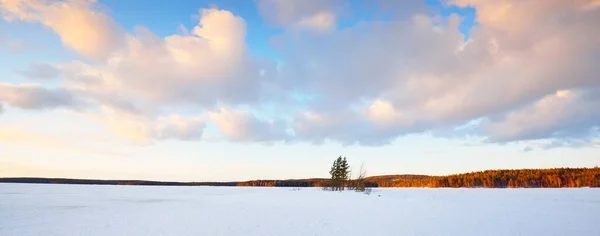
[89,107,205,143]
[295,11,336,32]
[483,89,600,142]
[273,0,600,145]
[292,110,368,145]
[291,103,418,146]
[543,137,600,149]
[1,0,126,59]
[57,7,271,108]
[1,0,599,146]
[256,0,345,30]
[0,83,75,110]
[2,2,274,143]
[372,0,427,18]
[257,0,426,31]
[365,99,412,127]
[209,108,290,143]
[18,62,60,79]
[274,14,467,111]
[155,115,205,141]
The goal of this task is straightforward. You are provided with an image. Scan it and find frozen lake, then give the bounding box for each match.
[0,183,598,235]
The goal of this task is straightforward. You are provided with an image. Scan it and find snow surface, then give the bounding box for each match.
[0,183,599,236]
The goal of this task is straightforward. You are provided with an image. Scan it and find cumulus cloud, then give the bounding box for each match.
[18,62,60,79]
[1,0,125,59]
[1,1,274,143]
[365,99,413,128]
[209,108,290,142]
[274,0,600,145]
[0,83,75,110]
[1,0,599,146]
[57,7,271,108]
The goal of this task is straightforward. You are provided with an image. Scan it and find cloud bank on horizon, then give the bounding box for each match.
[1,0,599,147]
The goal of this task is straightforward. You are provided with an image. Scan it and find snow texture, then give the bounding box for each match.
[1,183,599,235]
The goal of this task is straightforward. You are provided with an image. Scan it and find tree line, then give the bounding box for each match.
[237,167,600,188]
[370,168,600,188]
[2,166,599,188]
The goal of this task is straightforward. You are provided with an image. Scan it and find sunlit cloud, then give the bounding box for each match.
[0,0,598,147]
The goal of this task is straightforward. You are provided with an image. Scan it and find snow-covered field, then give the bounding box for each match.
[0,183,598,236]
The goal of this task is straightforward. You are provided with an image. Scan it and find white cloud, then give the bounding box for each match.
[365,99,407,126]
[2,2,274,143]
[57,7,270,108]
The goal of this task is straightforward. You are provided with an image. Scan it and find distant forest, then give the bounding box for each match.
[373,168,600,188]
[1,168,599,188]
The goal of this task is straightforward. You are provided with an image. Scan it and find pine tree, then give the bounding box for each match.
[329,157,341,191]
[340,157,350,190]
[328,156,351,191]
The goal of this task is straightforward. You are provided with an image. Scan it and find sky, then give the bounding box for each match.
[0,0,599,182]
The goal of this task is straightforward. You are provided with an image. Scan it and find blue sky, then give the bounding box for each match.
[0,0,599,181]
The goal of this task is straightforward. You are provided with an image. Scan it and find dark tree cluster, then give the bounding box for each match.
[326,156,350,191]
